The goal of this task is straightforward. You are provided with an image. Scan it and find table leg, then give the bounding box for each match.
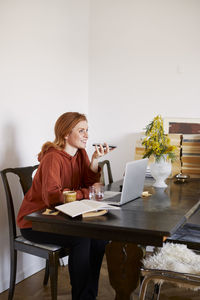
[105,241,144,300]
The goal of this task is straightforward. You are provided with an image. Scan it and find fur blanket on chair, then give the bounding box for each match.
[142,243,200,290]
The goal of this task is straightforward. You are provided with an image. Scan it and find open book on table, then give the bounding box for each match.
[55,199,119,218]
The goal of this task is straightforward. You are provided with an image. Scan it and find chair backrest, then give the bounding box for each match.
[98,160,113,185]
[0,165,39,242]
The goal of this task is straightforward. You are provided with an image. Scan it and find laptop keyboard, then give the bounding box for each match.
[102,191,121,203]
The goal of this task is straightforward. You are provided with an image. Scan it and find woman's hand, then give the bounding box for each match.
[90,143,114,173]
[92,143,110,159]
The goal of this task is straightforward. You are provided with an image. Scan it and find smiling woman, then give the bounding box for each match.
[16,111,113,300]
[65,120,89,155]
[38,112,88,160]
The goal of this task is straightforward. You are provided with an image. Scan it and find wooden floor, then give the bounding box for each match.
[0,256,199,300]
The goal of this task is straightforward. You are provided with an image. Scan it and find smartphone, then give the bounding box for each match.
[92,144,117,149]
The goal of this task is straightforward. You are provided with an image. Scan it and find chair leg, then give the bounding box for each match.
[9,248,17,300]
[139,276,162,300]
[151,284,161,300]
[139,275,154,300]
[43,259,49,285]
[49,252,59,300]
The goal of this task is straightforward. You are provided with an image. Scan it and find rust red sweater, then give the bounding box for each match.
[17,148,100,228]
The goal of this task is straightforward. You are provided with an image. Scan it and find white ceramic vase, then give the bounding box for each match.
[150,156,172,188]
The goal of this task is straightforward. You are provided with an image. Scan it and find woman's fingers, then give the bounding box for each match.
[93,142,113,158]
[103,143,109,154]
[97,144,105,156]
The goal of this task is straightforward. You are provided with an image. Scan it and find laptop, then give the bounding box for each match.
[102,158,148,206]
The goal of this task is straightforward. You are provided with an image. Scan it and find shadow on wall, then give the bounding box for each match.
[0,123,21,169]
[0,123,22,291]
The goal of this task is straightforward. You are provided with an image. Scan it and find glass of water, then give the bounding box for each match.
[94,185,104,201]
[89,186,95,200]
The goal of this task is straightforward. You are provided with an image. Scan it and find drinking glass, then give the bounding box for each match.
[89,186,95,200]
[94,185,104,201]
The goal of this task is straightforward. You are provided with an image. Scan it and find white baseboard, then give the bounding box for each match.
[0,259,45,293]
[0,254,69,293]
[146,246,155,252]
[61,255,69,266]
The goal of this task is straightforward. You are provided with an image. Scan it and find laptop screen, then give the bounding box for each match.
[120,158,148,204]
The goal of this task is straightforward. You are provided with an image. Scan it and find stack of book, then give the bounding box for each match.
[167,134,182,176]
[181,135,200,178]
[134,133,182,177]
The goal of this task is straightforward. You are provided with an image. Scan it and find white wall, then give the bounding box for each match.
[89,0,200,180]
[1,0,200,294]
[0,0,90,292]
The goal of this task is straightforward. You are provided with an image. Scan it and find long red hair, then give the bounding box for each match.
[38,112,87,161]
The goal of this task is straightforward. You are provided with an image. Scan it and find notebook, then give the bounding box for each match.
[102,158,148,206]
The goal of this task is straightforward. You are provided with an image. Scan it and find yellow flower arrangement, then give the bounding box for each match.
[142,115,177,162]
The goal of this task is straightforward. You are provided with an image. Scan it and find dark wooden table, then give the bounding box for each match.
[26,178,200,247]
[25,178,200,300]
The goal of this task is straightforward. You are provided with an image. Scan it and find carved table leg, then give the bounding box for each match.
[106,241,144,300]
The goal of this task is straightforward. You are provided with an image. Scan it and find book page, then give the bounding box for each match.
[82,200,119,210]
[55,199,118,218]
[81,200,111,209]
[55,201,96,218]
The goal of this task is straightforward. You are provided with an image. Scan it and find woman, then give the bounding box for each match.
[17,112,112,300]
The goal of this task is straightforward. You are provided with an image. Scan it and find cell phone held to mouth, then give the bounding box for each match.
[92,144,117,149]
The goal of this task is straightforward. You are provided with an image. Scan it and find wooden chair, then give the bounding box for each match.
[139,219,200,300]
[0,165,69,300]
[99,160,113,185]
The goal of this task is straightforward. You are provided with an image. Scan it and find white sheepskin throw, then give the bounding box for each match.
[142,243,200,290]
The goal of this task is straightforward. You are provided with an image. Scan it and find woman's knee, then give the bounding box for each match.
[91,239,108,253]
